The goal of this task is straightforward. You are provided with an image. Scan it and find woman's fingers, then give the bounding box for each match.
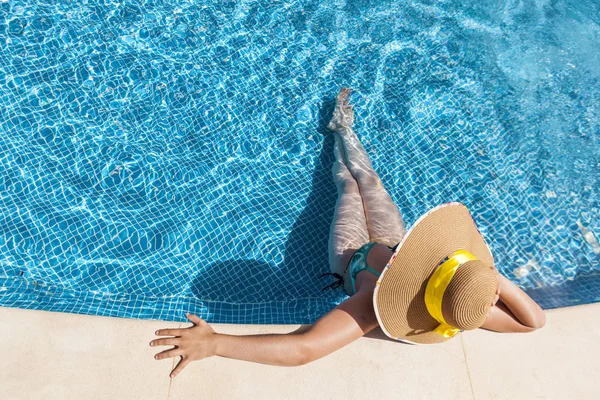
[150,338,180,347]
[186,312,204,325]
[154,347,184,360]
[170,356,192,378]
[155,329,181,336]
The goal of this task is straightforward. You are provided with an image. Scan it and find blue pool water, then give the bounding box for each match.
[0,0,599,323]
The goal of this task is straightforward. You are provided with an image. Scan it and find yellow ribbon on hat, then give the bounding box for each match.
[424,250,478,338]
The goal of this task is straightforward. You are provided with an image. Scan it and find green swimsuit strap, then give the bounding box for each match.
[319,242,399,294]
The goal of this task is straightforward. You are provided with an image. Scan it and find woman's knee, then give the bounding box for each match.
[332,165,358,189]
[353,170,381,187]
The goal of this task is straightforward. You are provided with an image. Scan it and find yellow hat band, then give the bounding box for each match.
[424,250,479,338]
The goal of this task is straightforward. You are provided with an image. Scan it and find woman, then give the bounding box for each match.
[150,88,546,377]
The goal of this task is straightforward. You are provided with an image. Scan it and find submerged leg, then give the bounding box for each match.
[328,88,407,247]
[327,132,369,295]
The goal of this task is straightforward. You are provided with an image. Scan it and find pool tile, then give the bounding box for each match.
[1,0,599,325]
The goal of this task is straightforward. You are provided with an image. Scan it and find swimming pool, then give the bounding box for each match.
[0,0,598,324]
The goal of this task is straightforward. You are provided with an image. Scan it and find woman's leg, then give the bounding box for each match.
[328,131,370,295]
[329,88,407,247]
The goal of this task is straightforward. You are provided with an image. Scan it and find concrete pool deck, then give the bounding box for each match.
[1,303,598,399]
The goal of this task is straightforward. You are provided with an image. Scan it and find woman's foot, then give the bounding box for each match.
[327,88,355,132]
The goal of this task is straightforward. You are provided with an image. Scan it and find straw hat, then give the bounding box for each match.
[373,202,498,344]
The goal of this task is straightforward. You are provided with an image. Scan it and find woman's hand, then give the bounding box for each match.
[150,313,218,378]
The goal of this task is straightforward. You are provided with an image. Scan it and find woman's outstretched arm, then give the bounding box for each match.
[152,293,376,376]
[151,313,309,377]
[214,330,309,367]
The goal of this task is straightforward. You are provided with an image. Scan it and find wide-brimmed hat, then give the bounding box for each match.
[373,202,498,344]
